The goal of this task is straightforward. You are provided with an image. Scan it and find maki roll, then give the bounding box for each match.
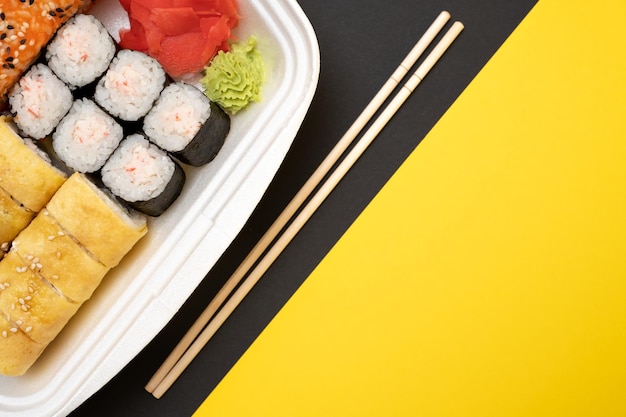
[8,64,73,140]
[52,98,124,173]
[45,173,148,268]
[0,117,67,241]
[0,0,94,104]
[94,50,166,122]
[143,82,230,166]
[46,14,116,90]
[101,134,185,217]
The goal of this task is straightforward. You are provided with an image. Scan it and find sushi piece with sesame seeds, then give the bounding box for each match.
[0,0,94,104]
[0,251,82,348]
[0,311,45,376]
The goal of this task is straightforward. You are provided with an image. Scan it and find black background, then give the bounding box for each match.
[70,0,537,416]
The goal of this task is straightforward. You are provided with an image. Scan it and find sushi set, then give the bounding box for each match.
[0,0,319,415]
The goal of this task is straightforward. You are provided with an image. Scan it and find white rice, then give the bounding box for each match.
[101,134,175,202]
[8,64,72,140]
[46,14,116,89]
[52,98,123,173]
[143,82,211,152]
[94,50,166,121]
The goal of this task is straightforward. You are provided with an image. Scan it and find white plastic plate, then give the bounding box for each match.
[0,1,319,416]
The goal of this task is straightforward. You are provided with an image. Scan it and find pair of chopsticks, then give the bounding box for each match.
[146,11,464,399]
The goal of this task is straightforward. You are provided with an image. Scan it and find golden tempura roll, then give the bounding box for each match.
[46,173,148,268]
[0,311,45,376]
[0,116,67,212]
[0,186,34,251]
[12,210,110,303]
[0,251,81,345]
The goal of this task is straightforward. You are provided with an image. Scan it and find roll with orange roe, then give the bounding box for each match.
[0,0,93,106]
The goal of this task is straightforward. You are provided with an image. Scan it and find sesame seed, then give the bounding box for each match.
[21,305,28,312]
[25,326,32,333]
[57,230,65,236]
[51,275,59,280]
[48,235,56,241]
[26,255,33,261]
[9,327,17,333]
[24,296,32,301]
[18,298,25,305]
[16,320,23,326]
[1,331,6,338]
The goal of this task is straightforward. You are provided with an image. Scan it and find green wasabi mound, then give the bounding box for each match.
[201,36,265,114]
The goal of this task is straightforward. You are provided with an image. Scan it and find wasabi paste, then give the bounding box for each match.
[201,36,265,114]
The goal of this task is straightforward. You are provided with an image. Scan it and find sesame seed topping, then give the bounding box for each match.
[25,326,32,333]
[9,327,17,333]
[1,331,6,338]
[48,235,56,241]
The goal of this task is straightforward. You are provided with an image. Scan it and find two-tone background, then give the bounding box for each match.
[71,1,626,416]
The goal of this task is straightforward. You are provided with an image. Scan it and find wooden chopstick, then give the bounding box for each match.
[145,10,451,395]
[145,11,450,392]
[148,16,463,399]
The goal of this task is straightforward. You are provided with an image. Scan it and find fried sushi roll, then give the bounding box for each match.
[0,311,45,376]
[143,82,230,166]
[101,134,186,217]
[12,210,110,303]
[0,186,33,252]
[45,14,116,90]
[0,251,82,346]
[0,116,67,213]
[94,50,166,122]
[0,0,94,104]
[8,63,73,139]
[45,173,147,268]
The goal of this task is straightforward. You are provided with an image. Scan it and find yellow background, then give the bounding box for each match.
[195,0,626,415]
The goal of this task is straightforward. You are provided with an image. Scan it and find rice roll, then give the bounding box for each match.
[0,186,33,252]
[0,0,94,104]
[0,251,82,346]
[0,311,46,376]
[12,210,110,303]
[101,134,185,217]
[0,116,67,212]
[94,50,166,122]
[46,14,116,90]
[45,173,148,268]
[52,98,124,173]
[8,64,73,139]
[143,82,230,166]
